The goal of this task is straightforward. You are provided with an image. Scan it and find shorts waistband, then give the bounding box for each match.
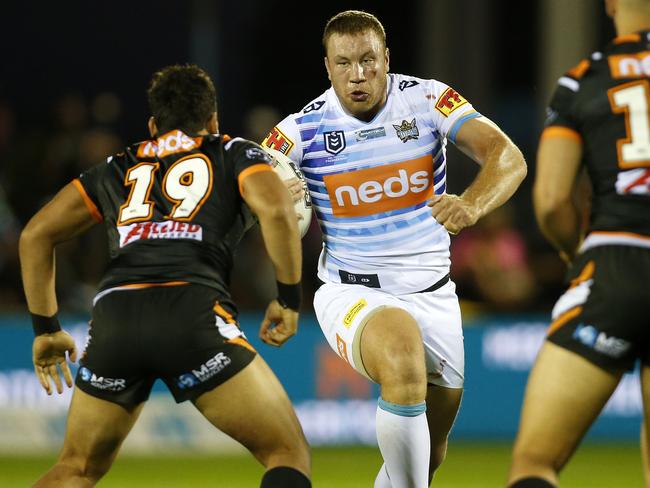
[416,273,450,293]
[317,273,450,294]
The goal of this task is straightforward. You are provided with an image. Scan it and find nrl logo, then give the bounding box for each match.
[393,119,419,143]
[323,130,346,155]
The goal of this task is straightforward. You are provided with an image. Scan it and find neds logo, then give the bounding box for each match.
[137,130,203,158]
[324,155,434,217]
[609,51,650,78]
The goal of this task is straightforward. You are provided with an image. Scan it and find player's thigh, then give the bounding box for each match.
[60,388,144,467]
[314,283,423,383]
[193,355,308,466]
[513,342,621,467]
[405,280,465,389]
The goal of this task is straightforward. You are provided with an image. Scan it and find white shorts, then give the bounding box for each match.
[313,280,464,388]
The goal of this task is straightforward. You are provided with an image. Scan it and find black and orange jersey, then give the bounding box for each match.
[75,130,273,312]
[543,30,650,237]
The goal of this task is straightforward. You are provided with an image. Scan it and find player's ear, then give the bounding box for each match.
[148,116,158,138]
[206,112,219,134]
[324,56,332,81]
[385,47,390,73]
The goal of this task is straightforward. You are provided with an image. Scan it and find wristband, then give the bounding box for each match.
[276,281,302,311]
[31,313,62,336]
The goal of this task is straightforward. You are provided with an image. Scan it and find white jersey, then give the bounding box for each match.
[263,73,480,294]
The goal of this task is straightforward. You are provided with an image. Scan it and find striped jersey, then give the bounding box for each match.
[263,73,480,294]
[543,31,650,253]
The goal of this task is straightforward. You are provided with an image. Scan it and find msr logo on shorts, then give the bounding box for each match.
[79,367,126,392]
[323,155,433,217]
[118,220,203,247]
[176,352,232,389]
[573,324,631,358]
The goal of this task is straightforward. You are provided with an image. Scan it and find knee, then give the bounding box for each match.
[376,338,427,393]
[429,440,448,474]
[58,442,118,483]
[55,455,111,484]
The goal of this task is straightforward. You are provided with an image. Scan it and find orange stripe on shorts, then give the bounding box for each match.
[547,306,582,336]
[227,337,256,353]
[213,303,236,324]
[119,281,189,289]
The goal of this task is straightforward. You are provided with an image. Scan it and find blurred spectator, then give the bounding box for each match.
[2,93,123,314]
[451,204,537,317]
[0,183,21,309]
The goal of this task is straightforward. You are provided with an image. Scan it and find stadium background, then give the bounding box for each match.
[0,1,643,486]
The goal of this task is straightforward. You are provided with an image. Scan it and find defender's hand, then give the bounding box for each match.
[428,194,480,235]
[259,300,299,347]
[284,177,305,204]
[33,330,77,395]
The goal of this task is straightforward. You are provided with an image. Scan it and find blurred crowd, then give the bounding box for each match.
[0,93,568,320]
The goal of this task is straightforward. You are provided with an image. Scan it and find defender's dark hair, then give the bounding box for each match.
[322,10,386,56]
[147,64,217,135]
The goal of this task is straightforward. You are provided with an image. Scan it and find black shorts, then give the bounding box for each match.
[547,245,650,372]
[75,283,257,406]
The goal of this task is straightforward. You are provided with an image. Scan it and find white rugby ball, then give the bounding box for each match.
[264,147,312,237]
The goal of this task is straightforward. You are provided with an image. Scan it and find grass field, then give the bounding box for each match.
[0,442,643,487]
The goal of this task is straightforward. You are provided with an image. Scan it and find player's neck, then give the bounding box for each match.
[614,11,650,36]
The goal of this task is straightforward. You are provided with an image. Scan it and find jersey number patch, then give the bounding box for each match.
[608,80,650,169]
[118,154,213,225]
[608,80,650,195]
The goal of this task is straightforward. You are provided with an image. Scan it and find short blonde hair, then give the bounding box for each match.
[322,10,386,56]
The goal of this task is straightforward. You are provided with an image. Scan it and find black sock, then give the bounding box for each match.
[260,466,311,488]
[510,477,555,488]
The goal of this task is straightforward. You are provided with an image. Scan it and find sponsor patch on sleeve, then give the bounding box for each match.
[262,126,295,155]
[435,87,468,117]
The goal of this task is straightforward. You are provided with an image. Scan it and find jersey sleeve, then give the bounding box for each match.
[426,79,482,144]
[73,158,109,222]
[261,114,303,165]
[225,138,274,195]
[541,71,584,143]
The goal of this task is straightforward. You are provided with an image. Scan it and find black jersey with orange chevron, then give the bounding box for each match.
[76,131,273,313]
[544,30,650,236]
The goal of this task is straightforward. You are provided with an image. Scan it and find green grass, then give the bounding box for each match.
[0,442,643,487]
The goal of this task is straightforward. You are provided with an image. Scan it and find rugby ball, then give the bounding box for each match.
[264,147,312,237]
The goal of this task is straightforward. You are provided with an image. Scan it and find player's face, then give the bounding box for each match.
[325,30,389,122]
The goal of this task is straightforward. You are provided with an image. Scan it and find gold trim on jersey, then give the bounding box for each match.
[72,179,103,223]
[540,126,582,144]
[237,163,273,196]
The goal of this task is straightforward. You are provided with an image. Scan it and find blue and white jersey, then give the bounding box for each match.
[263,73,480,294]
